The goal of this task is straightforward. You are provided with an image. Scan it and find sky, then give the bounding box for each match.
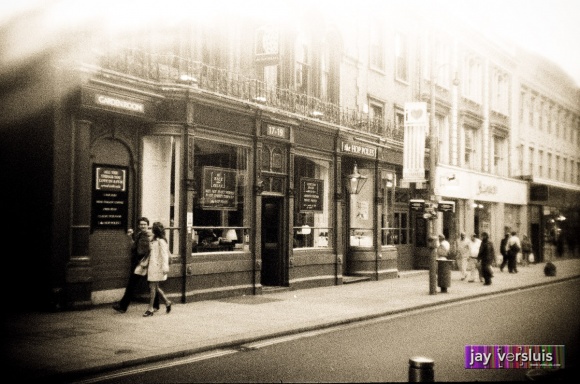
[2,0,580,86]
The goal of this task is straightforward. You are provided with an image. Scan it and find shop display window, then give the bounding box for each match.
[191,139,250,253]
[293,156,331,249]
[348,165,374,247]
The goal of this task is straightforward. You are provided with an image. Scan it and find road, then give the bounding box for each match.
[76,279,579,383]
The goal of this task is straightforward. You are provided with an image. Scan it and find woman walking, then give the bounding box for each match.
[143,222,172,317]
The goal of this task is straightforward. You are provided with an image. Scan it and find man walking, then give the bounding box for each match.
[467,233,482,282]
[456,232,470,280]
[499,231,510,272]
[113,217,159,313]
[477,232,495,285]
[506,231,522,273]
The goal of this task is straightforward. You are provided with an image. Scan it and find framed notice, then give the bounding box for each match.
[299,177,323,212]
[92,165,128,230]
[201,166,238,210]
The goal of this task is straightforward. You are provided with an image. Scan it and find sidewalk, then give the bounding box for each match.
[3,258,580,381]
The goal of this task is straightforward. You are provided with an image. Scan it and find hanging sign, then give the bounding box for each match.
[402,102,427,183]
[92,165,128,229]
[201,167,238,210]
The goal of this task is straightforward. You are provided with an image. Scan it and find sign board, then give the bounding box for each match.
[404,102,428,126]
[437,201,455,213]
[92,165,128,230]
[299,177,324,212]
[340,140,377,158]
[409,199,425,212]
[201,166,238,210]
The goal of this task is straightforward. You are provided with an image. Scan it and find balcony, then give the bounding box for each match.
[94,47,403,143]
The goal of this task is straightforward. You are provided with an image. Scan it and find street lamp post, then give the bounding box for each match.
[428,55,438,295]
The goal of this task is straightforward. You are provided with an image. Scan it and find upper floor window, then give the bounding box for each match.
[463,54,482,103]
[295,32,310,93]
[538,150,544,178]
[464,127,480,170]
[528,147,534,176]
[491,71,509,115]
[556,155,561,180]
[368,98,385,135]
[493,136,507,176]
[547,153,553,179]
[369,19,384,70]
[395,32,408,82]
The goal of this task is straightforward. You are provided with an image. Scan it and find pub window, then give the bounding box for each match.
[142,136,181,255]
[348,161,374,247]
[191,139,250,253]
[293,156,331,249]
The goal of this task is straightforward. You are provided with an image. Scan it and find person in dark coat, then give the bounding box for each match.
[477,232,495,286]
[113,217,159,313]
[499,231,509,272]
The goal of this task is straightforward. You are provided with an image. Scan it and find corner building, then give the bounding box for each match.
[2,3,578,311]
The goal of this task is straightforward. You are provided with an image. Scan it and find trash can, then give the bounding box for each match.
[437,258,453,293]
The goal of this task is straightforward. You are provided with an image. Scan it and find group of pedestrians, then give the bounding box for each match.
[452,229,530,286]
[113,216,172,317]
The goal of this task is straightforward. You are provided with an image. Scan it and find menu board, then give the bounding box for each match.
[92,165,128,229]
[201,166,237,210]
[299,177,323,212]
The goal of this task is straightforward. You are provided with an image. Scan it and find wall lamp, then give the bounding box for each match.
[345,163,367,195]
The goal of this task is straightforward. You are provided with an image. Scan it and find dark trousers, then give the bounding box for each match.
[481,262,493,284]
[118,272,159,311]
[507,251,518,273]
[500,253,508,270]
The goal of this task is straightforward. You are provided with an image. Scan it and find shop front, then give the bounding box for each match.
[435,165,528,252]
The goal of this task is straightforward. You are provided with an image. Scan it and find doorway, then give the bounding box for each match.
[261,197,285,286]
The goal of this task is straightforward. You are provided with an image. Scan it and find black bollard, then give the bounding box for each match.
[408,356,434,382]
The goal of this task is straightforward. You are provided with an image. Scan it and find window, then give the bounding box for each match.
[528,147,534,176]
[493,136,506,176]
[191,139,250,253]
[395,32,408,82]
[347,161,374,247]
[370,19,384,70]
[492,71,509,115]
[293,156,331,249]
[547,153,552,179]
[556,155,560,181]
[538,150,544,178]
[368,98,384,135]
[463,54,482,103]
[464,127,480,170]
[295,32,310,93]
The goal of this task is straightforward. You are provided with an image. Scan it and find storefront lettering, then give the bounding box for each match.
[96,95,145,113]
[341,141,376,158]
[476,181,498,195]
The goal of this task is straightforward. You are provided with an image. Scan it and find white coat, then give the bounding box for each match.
[147,238,170,282]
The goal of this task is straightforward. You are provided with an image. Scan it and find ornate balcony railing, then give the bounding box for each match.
[97,47,403,143]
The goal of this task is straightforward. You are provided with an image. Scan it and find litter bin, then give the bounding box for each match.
[437,258,453,293]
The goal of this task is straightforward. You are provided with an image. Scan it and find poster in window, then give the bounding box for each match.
[415,216,427,247]
[92,165,128,230]
[201,166,238,210]
[299,177,323,212]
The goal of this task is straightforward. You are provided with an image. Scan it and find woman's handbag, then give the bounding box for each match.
[134,256,149,276]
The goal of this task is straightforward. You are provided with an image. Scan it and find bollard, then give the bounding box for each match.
[408,356,434,382]
[437,258,453,293]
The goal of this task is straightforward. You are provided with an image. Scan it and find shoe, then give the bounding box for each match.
[484,282,492,286]
[166,302,172,314]
[153,308,159,312]
[468,280,474,283]
[113,304,126,313]
[143,310,154,317]
[460,277,466,281]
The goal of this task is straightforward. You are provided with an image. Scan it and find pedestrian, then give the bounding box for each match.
[499,231,510,272]
[477,232,495,285]
[113,217,159,313]
[456,232,470,280]
[506,231,522,273]
[143,221,172,317]
[467,233,482,282]
[521,234,532,266]
[437,234,450,259]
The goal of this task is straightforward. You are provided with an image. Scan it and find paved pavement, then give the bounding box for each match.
[3,258,579,382]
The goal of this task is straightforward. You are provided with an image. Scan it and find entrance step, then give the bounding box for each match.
[261,286,291,294]
[342,275,371,284]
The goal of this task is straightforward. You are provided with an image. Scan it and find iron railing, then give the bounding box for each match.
[96,47,404,142]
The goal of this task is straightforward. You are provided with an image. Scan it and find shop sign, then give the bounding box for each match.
[340,141,376,158]
[299,177,323,212]
[409,199,425,211]
[437,200,455,213]
[92,165,128,230]
[201,166,237,210]
[264,124,288,139]
[82,88,154,119]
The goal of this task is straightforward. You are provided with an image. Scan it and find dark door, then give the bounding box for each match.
[261,197,284,286]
